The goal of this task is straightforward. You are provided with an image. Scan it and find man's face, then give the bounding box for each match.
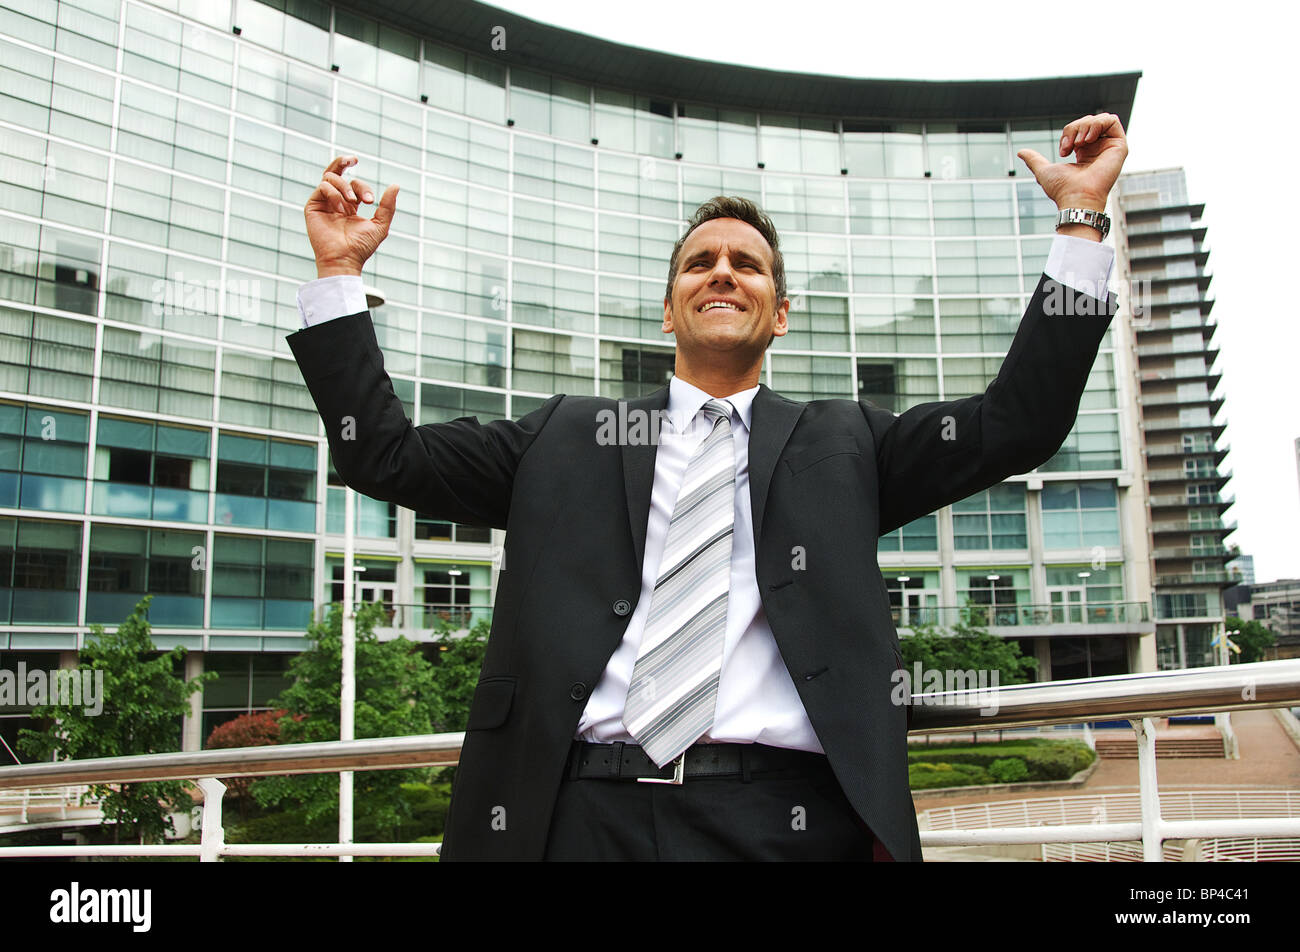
[663,218,789,359]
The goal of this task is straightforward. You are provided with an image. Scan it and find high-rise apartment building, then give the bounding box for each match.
[0,0,1151,753]
[1116,168,1236,669]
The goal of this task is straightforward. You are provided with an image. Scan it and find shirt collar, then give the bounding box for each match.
[666,376,758,435]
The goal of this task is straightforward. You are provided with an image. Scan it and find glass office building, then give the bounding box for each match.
[1117,168,1236,670]
[0,0,1150,751]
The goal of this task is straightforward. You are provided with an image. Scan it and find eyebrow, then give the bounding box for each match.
[681,248,768,269]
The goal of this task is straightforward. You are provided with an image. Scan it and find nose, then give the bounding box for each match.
[708,255,737,286]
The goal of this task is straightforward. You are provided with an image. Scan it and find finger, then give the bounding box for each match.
[349,177,375,204]
[1095,113,1125,141]
[323,171,357,203]
[370,183,400,235]
[1084,113,1112,143]
[312,179,351,216]
[1060,116,1086,154]
[323,155,358,178]
[1017,149,1049,178]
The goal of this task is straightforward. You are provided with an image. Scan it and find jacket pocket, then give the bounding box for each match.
[466,676,516,731]
[784,436,861,475]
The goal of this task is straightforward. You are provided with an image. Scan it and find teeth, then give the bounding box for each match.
[701,302,740,311]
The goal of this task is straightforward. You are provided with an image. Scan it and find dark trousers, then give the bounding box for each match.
[543,745,878,861]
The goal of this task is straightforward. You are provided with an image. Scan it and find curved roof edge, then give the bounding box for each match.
[348,0,1139,124]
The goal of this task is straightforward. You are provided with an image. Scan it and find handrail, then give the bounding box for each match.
[0,733,463,791]
[0,660,1295,789]
[907,658,1300,731]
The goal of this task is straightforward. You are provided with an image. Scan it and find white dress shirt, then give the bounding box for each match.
[295,234,1116,752]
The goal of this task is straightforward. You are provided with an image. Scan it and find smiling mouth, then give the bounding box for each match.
[698,301,744,313]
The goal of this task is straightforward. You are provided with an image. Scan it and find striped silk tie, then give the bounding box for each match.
[624,398,736,767]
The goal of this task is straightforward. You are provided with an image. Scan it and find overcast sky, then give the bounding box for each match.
[489,0,1300,582]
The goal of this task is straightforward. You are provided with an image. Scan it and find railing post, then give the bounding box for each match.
[196,778,226,863]
[1131,717,1164,862]
[1216,712,1238,759]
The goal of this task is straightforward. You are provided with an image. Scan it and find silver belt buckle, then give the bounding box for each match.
[637,750,686,784]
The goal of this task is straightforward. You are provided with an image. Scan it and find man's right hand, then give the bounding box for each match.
[305,155,399,278]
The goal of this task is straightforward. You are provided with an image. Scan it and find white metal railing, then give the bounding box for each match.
[0,660,1297,861]
[0,786,95,827]
[924,790,1300,830]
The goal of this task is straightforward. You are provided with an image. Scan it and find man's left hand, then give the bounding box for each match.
[1018,113,1128,213]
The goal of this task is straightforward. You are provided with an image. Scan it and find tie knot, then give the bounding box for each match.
[701,399,732,427]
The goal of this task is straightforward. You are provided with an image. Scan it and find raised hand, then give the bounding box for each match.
[304,155,399,277]
[1017,113,1129,213]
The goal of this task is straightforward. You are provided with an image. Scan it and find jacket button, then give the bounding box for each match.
[612,599,632,616]
[569,682,587,700]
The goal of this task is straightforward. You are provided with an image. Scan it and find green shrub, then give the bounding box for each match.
[908,762,991,790]
[988,758,1029,783]
[908,740,1094,781]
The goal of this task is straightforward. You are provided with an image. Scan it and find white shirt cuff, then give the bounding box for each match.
[297,274,368,328]
[1044,233,1115,302]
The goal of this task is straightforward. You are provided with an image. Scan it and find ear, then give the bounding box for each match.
[772,297,790,339]
[662,298,674,335]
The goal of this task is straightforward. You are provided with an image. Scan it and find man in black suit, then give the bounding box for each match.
[288,114,1128,861]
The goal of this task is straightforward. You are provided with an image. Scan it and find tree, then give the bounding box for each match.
[1225,616,1275,664]
[250,601,443,837]
[899,601,1038,686]
[17,595,213,843]
[206,709,292,819]
[428,616,490,732]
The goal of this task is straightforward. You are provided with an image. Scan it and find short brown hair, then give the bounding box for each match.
[665,196,786,305]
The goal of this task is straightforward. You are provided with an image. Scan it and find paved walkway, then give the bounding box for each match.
[916,711,1300,861]
[914,710,1300,814]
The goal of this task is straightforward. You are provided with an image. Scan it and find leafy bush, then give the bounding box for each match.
[908,740,1093,781]
[908,762,991,790]
[988,758,1029,783]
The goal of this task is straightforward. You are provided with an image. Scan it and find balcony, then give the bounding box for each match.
[1154,571,1236,586]
[1151,546,1235,561]
[893,601,1150,630]
[1146,467,1230,486]
[1143,442,1229,463]
[1150,519,1236,535]
[1134,321,1217,344]
[1130,250,1211,271]
[369,602,494,636]
[1122,224,1206,244]
[1137,364,1222,389]
[1142,418,1227,439]
[1148,492,1233,510]
[1135,340,1219,360]
[1138,390,1223,412]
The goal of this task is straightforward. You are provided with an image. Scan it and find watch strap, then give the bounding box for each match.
[1056,207,1110,240]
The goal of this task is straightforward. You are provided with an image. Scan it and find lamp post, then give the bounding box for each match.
[339,283,386,862]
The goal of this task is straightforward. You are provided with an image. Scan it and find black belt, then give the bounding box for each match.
[566,740,830,784]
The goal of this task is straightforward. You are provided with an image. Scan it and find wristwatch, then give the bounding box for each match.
[1056,207,1110,240]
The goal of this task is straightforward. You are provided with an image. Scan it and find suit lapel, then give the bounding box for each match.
[621,386,671,574]
[748,384,803,544]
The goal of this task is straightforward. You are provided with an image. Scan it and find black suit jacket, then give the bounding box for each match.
[287,272,1115,861]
